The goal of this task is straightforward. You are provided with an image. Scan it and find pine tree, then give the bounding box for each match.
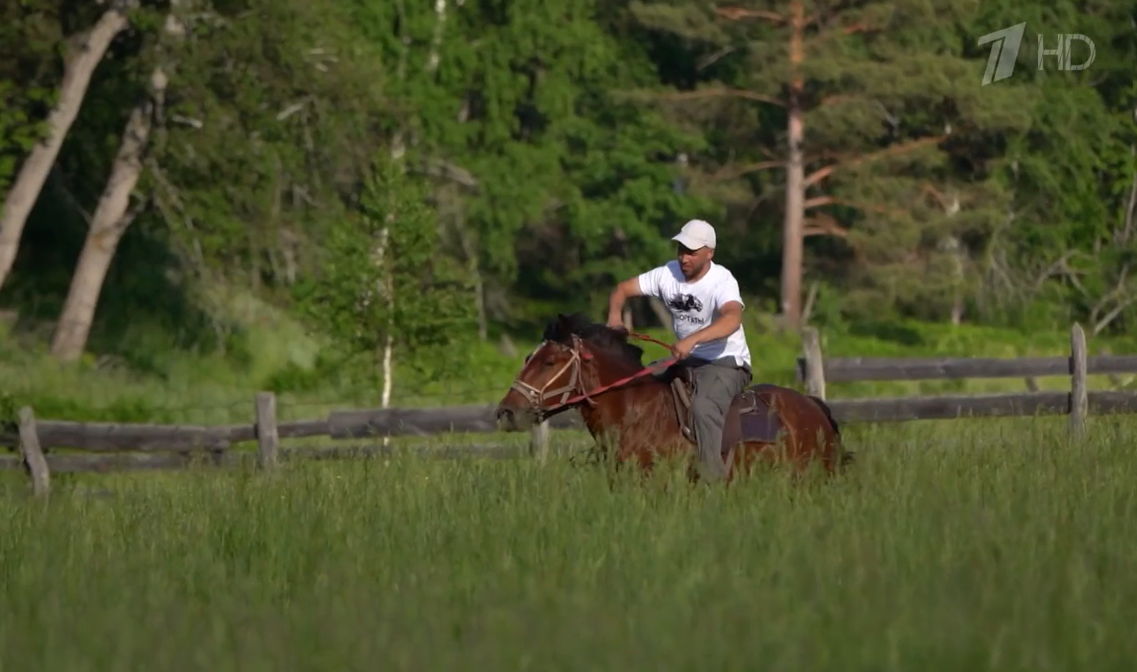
[628,0,1031,325]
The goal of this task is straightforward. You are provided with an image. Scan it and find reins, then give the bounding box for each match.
[623,329,675,351]
[511,328,679,419]
[558,328,676,403]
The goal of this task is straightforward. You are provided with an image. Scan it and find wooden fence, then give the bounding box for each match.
[6,322,1137,496]
[1,392,579,497]
[796,322,1137,431]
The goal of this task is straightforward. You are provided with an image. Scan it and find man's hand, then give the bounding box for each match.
[607,311,625,330]
[607,277,644,331]
[671,336,698,360]
[669,302,743,359]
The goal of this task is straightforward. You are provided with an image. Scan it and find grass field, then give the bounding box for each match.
[2,415,1137,671]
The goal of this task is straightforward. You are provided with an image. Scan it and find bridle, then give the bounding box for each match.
[508,331,677,421]
[509,336,592,418]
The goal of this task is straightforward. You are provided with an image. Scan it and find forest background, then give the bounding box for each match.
[2,0,1136,424]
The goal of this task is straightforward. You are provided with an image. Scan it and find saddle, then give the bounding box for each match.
[657,362,784,459]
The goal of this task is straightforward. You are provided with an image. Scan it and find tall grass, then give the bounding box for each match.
[2,415,1136,670]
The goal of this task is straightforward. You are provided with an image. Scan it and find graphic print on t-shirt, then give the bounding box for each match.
[666,293,704,316]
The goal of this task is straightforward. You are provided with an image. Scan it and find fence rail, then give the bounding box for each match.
[5,322,1137,496]
[797,351,1137,382]
[0,405,582,452]
[795,322,1137,432]
[0,442,523,477]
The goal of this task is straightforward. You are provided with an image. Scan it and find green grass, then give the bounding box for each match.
[3,416,1137,670]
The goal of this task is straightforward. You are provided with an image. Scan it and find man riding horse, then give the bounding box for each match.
[606,219,751,482]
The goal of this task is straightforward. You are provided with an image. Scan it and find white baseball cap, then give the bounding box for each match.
[671,219,716,250]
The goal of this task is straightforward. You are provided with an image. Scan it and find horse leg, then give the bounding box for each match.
[729,428,816,479]
[730,440,782,478]
[801,423,840,475]
[604,437,659,486]
[631,445,655,476]
[793,424,850,481]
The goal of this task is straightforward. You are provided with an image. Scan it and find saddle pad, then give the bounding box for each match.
[721,389,784,452]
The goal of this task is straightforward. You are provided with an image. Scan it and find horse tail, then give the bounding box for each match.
[807,394,854,467]
[806,395,840,438]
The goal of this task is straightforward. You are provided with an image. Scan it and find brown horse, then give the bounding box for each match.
[495,313,851,481]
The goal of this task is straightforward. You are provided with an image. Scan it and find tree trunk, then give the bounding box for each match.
[948,234,965,325]
[451,212,487,341]
[370,220,396,448]
[779,0,806,331]
[0,7,132,293]
[466,234,488,341]
[374,0,412,419]
[937,192,964,325]
[426,0,447,73]
[50,69,167,362]
[380,332,394,406]
[648,296,674,335]
[372,222,396,414]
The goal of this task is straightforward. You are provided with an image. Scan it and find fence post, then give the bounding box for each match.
[529,421,550,464]
[1069,322,1088,437]
[255,392,279,471]
[18,407,50,497]
[801,326,826,399]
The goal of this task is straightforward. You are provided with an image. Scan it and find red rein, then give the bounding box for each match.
[555,330,678,408]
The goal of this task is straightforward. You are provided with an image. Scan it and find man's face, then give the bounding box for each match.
[676,243,713,279]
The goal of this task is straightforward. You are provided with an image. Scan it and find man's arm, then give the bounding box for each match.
[606,277,646,328]
[673,275,745,355]
[682,301,743,346]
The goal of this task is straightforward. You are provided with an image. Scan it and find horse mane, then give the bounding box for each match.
[542,313,645,369]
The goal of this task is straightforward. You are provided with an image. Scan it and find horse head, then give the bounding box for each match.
[495,313,646,431]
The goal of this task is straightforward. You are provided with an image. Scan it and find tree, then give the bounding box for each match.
[148,0,388,293]
[49,1,190,361]
[628,0,1030,327]
[0,1,133,294]
[50,65,166,361]
[961,1,1137,332]
[296,155,477,398]
[349,0,711,331]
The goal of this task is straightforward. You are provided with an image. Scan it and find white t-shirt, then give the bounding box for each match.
[637,260,751,368]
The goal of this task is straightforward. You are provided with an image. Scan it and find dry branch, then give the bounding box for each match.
[803,136,946,189]
[655,87,784,106]
[714,6,785,22]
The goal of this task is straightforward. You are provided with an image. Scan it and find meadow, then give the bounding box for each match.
[2,414,1137,671]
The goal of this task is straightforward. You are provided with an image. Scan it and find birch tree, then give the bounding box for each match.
[297,155,477,399]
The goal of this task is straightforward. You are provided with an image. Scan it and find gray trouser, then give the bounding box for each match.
[653,356,752,481]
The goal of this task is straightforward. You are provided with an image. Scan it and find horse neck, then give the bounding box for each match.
[577,349,675,431]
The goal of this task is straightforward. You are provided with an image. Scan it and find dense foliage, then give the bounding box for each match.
[1,0,1135,382]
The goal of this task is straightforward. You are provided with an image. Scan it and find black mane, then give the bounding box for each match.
[542,313,645,368]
